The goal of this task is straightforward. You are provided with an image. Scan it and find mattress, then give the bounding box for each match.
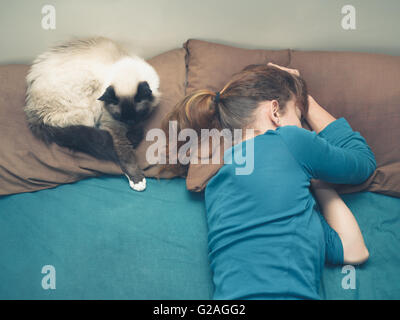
[0,176,399,299]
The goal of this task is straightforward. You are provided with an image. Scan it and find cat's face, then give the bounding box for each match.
[98,82,158,123]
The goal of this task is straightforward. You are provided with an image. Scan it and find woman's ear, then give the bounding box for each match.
[270,100,281,127]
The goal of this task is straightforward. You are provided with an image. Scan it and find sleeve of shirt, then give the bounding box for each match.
[278,117,377,184]
[317,208,344,265]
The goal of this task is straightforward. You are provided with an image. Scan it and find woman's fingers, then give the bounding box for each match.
[267,62,300,76]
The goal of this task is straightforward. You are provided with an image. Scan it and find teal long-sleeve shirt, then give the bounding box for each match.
[204,117,377,300]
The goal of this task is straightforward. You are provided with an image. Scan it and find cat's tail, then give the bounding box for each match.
[29,123,119,162]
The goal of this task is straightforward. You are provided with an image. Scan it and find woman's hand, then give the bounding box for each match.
[267,62,300,77]
[303,95,337,134]
[267,64,338,135]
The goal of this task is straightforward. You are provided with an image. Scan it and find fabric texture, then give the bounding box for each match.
[278,117,377,184]
[318,212,344,266]
[0,177,212,299]
[184,39,291,94]
[0,177,399,299]
[0,48,187,195]
[320,191,400,300]
[204,117,373,300]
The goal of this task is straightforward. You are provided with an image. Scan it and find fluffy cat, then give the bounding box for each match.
[24,37,161,191]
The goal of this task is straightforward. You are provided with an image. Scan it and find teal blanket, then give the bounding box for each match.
[0,176,399,299]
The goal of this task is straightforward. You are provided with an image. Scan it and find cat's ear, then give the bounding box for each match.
[134,81,153,103]
[98,86,119,104]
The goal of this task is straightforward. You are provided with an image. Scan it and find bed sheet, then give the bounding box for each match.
[0,176,399,299]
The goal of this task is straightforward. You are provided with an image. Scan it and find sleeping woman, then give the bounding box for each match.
[160,63,376,300]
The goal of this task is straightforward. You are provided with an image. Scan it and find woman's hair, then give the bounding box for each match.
[159,64,309,177]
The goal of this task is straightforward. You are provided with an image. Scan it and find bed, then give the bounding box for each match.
[0,39,399,300]
[0,176,399,299]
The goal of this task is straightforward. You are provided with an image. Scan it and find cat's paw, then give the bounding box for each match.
[125,175,146,192]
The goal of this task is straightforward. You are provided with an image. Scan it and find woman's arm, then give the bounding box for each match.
[307,96,370,264]
[266,64,336,134]
[305,95,337,134]
[311,180,369,265]
[269,63,376,264]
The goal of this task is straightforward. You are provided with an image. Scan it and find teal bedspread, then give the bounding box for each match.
[0,176,399,299]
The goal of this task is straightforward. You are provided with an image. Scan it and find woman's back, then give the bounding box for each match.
[205,117,375,299]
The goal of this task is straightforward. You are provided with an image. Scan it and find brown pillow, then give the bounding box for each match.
[0,48,186,196]
[183,39,291,191]
[137,48,187,174]
[185,39,290,94]
[289,50,400,198]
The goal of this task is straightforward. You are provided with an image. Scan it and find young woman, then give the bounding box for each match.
[160,63,376,300]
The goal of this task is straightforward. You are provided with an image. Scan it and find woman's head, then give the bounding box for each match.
[160,63,309,175]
